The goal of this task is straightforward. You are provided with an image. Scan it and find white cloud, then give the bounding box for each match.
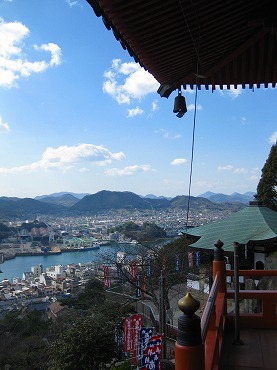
[65,0,79,7]
[0,144,125,174]
[234,167,248,174]
[240,117,247,125]
[187,104,203,111]
[124,69,158,98]
[269,131,277,144]
[218,164,257,176]
[111,152,125,161]
[105,164,152,176]
[216,85,243,99]
[0,18,62,88]
[154,128,181,139]
[249,175,259,181]
[0,116,10,133]
[34,43,62,67]
[103,59,159,105]
[127,106,144,118]
[0,17,29,58]
[250,167,259,174]
[217,165,234,171]
[184,88,195,94]
[112,59,121,69]
[170,158,188,166]
[118,62,139,75]
[228,85,242,99]
[152,99,158,111]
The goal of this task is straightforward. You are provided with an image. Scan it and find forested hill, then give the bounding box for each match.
[70,190,245,213]
[0,190,246,218]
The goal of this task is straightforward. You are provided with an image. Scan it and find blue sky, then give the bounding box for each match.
[0,0,276,199]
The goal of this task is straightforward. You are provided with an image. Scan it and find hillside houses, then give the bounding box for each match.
[0,261,104,316]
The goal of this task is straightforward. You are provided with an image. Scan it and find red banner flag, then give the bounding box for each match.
[124,317,132,352]
[188,252,194,268]
[142,275,146,300]
[131,262,137,282]
[103,265,110,287]
[132,314,142,365]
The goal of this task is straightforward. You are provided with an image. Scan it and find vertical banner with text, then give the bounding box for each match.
[140,334,163,370]
[124,317,132,353]
[103,265,110,287]
[131,262,137,282]
[132,314,142,365]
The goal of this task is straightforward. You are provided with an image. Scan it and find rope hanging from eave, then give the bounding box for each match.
[185,77,199,231]
[177,0,201,231]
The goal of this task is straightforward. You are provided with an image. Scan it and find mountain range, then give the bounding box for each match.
[0,190,253,219]
[35,191,255,204]
[198,191,255,204]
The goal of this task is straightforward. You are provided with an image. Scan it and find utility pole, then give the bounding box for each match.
[0,252,4,273]
[159,270,166,359]
[233,242,243,345]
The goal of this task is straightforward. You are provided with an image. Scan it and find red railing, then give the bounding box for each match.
[226,269,277,329]
[175,255,277,370]
[201,272,226,370]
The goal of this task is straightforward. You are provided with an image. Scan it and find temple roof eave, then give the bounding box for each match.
[185,205,277,252]
[190,235,277,253]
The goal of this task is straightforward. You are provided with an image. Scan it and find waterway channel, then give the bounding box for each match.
[0,244,144,281]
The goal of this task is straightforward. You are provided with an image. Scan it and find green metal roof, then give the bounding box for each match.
[186,204,277,252]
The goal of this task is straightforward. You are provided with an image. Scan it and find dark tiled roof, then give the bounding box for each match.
[87,0,277,95]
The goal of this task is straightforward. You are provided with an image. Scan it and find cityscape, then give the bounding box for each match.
[0,0,276,369]
[0,197,238,316]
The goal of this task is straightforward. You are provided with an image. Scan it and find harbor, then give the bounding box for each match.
[0,242,141,282]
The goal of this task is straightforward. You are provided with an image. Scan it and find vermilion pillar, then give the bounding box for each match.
[213,240,227,295]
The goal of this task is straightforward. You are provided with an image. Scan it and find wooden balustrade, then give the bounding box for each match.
[226,269,277,329]
[174,241,277,370]
[201,272,226,370]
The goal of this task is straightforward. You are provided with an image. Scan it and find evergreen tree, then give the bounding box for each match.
[256,143,277,210]
[49,313,116,370]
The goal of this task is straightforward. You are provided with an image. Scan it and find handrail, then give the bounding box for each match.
[200,270,227,370]
[135,300,178,340]
[226,269,277,277]
[201,271,222,341]
[174,244,277,370]
[225,269,277,328]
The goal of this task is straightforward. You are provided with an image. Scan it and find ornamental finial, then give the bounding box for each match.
[178,293,200,315]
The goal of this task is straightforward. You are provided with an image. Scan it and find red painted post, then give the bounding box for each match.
[175,293,205,370]
[213,240,227,320]
[213,240,227,295]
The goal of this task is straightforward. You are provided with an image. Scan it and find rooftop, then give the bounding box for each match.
[87,0,277,95]
[186,203,277,251]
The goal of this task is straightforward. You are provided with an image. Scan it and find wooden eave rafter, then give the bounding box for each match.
[87,0,277,96]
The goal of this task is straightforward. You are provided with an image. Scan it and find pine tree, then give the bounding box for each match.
[256,143,277,211]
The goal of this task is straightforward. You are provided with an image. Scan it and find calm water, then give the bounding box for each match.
[0,244,143,281]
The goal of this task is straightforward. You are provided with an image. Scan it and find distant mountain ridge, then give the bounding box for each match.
[35,191,255,205]
[198,191,255,204]
[36,194,79,207]
[70,190,245,213]
[35,192,89,200]
[0,197,65,217]
[144,194,172,200]
[0,190,251,218]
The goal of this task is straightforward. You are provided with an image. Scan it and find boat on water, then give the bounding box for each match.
[118,240,138,244]
[61,244,100,252]
[96,241,111,246]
